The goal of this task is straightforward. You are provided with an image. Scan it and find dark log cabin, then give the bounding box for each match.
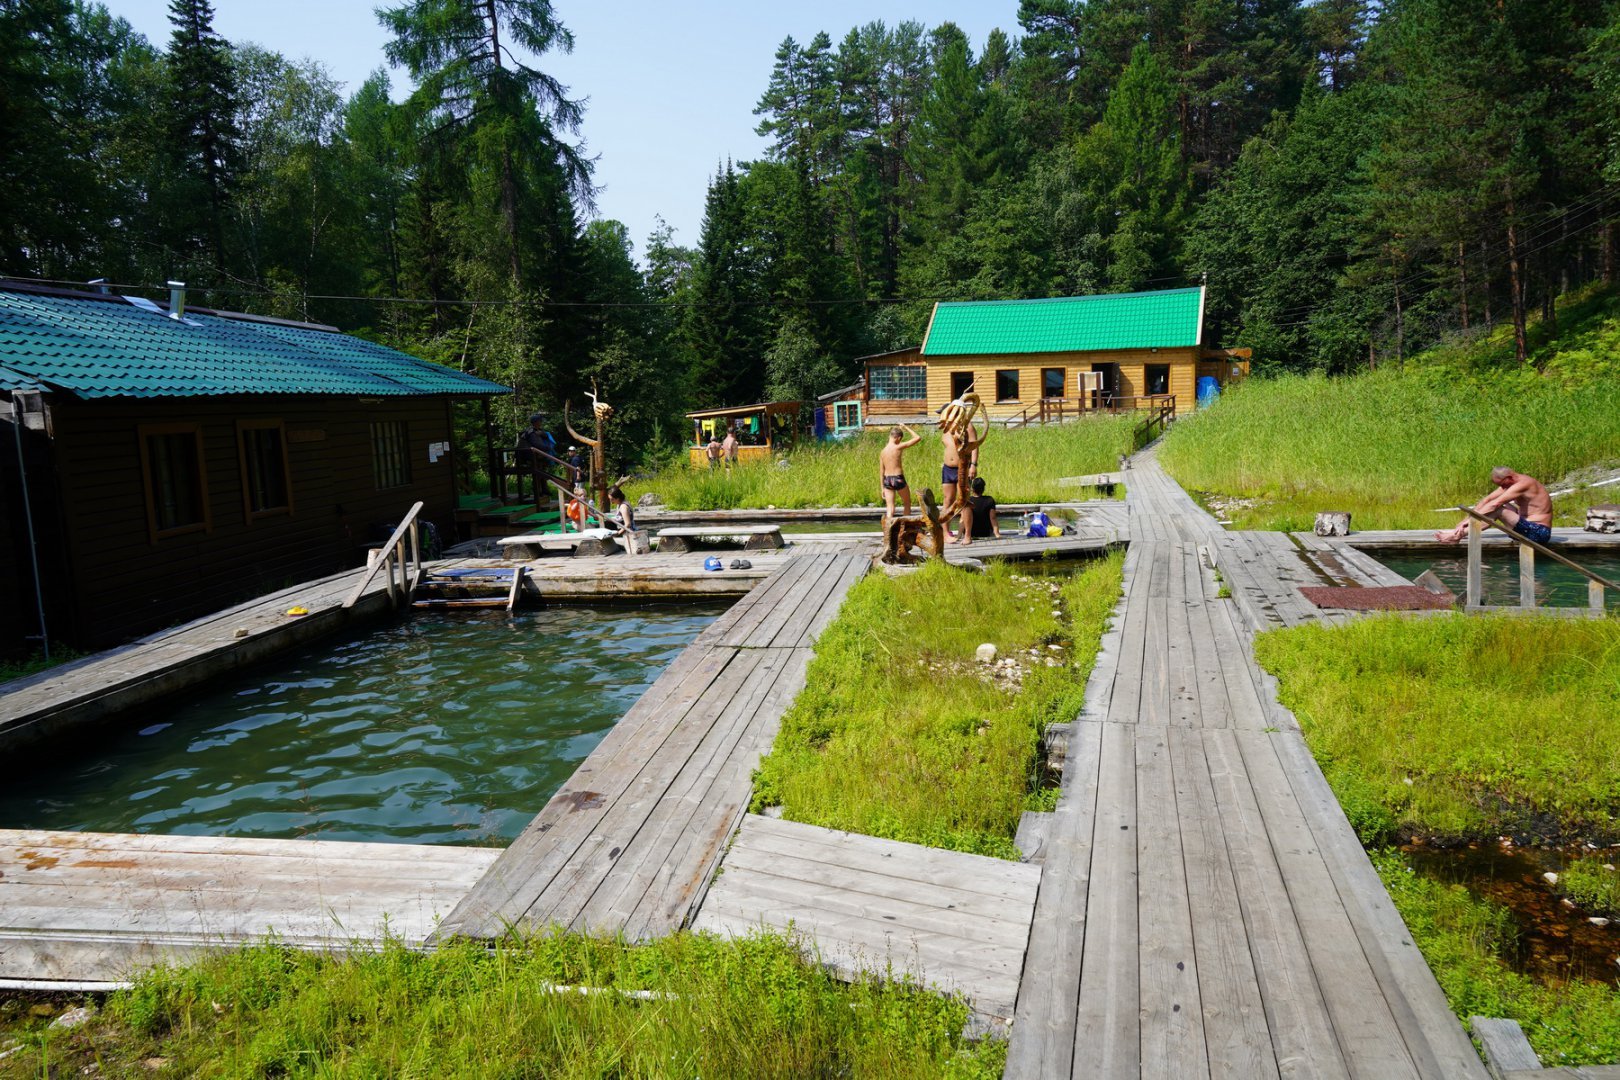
[0,282,510,657]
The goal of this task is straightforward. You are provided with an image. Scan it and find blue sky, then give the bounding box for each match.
[106,1,1022,264]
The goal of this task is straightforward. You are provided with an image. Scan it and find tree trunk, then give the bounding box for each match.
[1506,203,1527,362]
[1458,240,1469,331]
[1482,240,1493,330]
[1604,221,1615,287]
[1394,277,1404,368]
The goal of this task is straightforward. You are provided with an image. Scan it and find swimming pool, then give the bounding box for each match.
[0,604,725,846]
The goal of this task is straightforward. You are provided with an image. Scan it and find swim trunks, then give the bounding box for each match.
[1513,518,1552,544]
[882,474,907,492]
[941,463,959,485]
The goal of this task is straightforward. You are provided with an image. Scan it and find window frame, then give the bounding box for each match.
[371,420,412,491]
[138,422,211,544]
[867,364,926,401]
[950,371,974,399]
[236,419,293,522]
[1145,363,1171,397]
[1041,367,1065,399]
[833,401,862,430]
[994,369,1021,403]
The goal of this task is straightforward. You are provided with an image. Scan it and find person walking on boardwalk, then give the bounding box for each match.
[705,430,723,471]
[879,424,922,519]
[1435,466,1554,543]
[721,426,739,473]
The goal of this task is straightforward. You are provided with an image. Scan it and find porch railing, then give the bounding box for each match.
[344,501,424,609]
[1458,506,1616,612]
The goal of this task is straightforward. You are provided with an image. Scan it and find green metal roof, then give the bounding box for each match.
[0,288,510,399]
[920,287,1204,357]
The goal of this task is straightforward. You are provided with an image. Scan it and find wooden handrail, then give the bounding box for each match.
[1457,506,1619,591]
[344,501,424,609]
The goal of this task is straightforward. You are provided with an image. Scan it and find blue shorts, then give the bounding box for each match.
[1513,518,1552,544]
[941,463,959,485]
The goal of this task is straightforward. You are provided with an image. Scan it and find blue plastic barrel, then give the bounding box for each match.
[1196,376,1221,408]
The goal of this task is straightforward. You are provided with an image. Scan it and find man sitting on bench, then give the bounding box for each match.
[1436,466,1553,544]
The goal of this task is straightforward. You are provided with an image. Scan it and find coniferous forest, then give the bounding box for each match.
[3,0,1619,458]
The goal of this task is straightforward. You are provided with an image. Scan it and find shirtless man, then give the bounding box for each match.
[1436,467,1553,544]
[879,424,922,519]
[941,411,989,539]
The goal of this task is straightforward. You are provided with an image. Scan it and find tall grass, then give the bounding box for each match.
[624,418,1136,511]
[1375,849,1620,1068]
[752,552,1125,858]
[1255,613,1620,842]
[10,934,1004,1078]
[1159,370,1620,530]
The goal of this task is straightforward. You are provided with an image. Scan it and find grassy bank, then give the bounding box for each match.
[1254,613,1620,844]
[1375,849,1620,1068]
[752,552,1124,858]
[1,934,1003,1079]
[625,418,1135,511]
[1159,288,1620,531]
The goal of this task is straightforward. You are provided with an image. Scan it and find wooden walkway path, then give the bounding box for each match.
[0,830,497,989]
[435,551,871,942]
[1005,452,1488,1079]
[694,814,1041,1025]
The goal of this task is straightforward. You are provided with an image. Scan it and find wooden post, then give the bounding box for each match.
[1518,542,1535,608]
[1466,517,1483,608]
[1593,580,1607,613]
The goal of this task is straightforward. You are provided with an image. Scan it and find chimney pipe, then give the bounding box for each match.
[167,280,185,320]
[88,278,110,295]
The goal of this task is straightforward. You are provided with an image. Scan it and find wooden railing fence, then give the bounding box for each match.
[344,501,424,609]
[1459,506,1616,612]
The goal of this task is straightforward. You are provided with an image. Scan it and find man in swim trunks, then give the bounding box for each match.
[879,424,922,519]
[941,410,988,537]
[1436,467,1554,544]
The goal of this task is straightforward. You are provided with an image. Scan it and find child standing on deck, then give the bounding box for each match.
[879,424,922,519]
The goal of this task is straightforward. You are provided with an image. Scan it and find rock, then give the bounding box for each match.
[636,492,662,508]
[975,643,998,664]
[1543,871,1560,886]
[233,627,248,639]
[50,1005,94,1030]
[1314,511,1351,537]
[1590,917,1611,927]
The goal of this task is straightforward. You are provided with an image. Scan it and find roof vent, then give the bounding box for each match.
[87,278,111,295]
[167,280,186,320]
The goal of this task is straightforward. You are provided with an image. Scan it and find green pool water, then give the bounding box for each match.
[1374,549,1620,611]
[0,604,724,846]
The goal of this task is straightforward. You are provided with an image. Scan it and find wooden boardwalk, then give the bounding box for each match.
[435,551,871,942]
[694,814,1041,1025]
[1005,453,1488,1079]
[0,830,497,989]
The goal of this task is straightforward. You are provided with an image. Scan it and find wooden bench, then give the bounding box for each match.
[656,525,784,553]
[498,529,614,559]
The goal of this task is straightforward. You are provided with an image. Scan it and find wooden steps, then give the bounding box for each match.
[693,814,1041,1027]
[411,566,525,610]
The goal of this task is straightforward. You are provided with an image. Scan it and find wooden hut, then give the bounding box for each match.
[686,401,801,467]
[0,281,510,656]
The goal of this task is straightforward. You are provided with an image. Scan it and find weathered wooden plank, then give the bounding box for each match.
[1168,727,1280,1080]
[1078,541,1136,726]
[1471,1017,1540,1077]
[568,647,791,933]
[516,648,772,930]
[1233,727,1421,1080]
[798,555,870,647]
[1073,721,1140,1077]
[1184,545,1233,729]
[1135,725,1210,1077]
[1202,727,1349,1080]
[1003,720,1105,1080]
[722,553,831,648]
[767,554,855,648]
[1105,540,1157,724]
[1139,542,1174,727]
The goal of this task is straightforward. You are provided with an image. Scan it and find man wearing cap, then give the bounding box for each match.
[515,412,557,508]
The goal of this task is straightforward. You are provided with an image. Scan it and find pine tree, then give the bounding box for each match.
[166,0,239,272]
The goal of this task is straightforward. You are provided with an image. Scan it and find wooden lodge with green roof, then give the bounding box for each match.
[837,286,1249,428]
[0,280,510,656]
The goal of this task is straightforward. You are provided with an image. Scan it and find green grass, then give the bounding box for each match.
[625,419,1136,511]
[1159,287,1620,531]
[1375,849,1620,1068]
[2,934,1004,1079]
[1255,613,1620,843]
[751,552,1125,858]
[1562,857,1620,918]
[0,646,83,686]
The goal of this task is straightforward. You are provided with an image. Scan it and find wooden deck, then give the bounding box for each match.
[0,830,497,989]
[434,552,871,942]
[694,814,1041,1026]
[1004,451,1488,1079]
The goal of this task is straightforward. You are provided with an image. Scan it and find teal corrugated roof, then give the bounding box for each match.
[921,287,1204,356]
[0,362,40,392]
[0,289,510,399]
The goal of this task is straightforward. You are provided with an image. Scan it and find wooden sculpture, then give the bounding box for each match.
[881,488,947,565]
[565,380,613,515]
